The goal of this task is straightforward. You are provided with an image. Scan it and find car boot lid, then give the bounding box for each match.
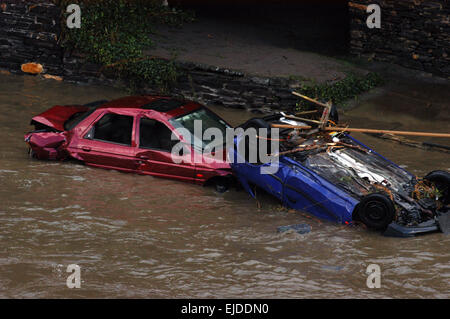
[30,105,89,132]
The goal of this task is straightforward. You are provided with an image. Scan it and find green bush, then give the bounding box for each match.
[61,0,194,91]
[295,72,384,110]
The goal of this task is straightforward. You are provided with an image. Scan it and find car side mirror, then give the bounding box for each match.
[84,127,94,139]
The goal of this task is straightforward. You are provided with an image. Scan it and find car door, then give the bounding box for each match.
[283,165,341,223]
[76,110,138,172]
[135,115,196,182]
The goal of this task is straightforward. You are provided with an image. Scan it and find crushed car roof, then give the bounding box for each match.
[30,96,204,132]
[97,96,201,118]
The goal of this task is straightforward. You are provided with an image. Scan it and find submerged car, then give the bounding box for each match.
[25,96,233,190]
[230,114,450,237]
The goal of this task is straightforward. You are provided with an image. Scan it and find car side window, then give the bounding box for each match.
[85,113,133,146]
[139,118,179,152]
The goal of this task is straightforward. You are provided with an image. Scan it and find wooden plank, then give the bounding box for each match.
[348,2,368,11]
[291,91,329,108]
[328,127,450,138]
[271,124,313,130]
[270,124,450,138]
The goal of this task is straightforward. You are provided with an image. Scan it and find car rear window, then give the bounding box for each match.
[64,100,108,131]
[64,109,96,131]
[142,99,185,112]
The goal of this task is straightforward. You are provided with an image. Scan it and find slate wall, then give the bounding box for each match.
[0,0,63,75]
[349,0,450,78]
[2,0,447,111]
[0,1,301,110]
[62,54,303,111]
[147,61,301,111]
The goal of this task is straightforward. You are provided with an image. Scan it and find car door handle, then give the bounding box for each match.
[82,146,91,152]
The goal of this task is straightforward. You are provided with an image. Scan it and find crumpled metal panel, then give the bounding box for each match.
[25,131,67,160]
[31,105,88,131]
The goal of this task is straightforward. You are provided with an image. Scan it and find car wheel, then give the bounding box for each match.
[209,176,232,194]
[214,178,230,193]
[424,170,450,205]
[358,193,395,230]
[215,183,228,193]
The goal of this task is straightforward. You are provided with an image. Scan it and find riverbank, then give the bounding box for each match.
[0,0,380,112]
[143,8,383,111]
[1,1,448,113]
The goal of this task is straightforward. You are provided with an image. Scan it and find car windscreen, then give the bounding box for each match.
[169,108,231,151]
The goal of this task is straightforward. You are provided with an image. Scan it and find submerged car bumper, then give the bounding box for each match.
[384,222,439,237]
[384,212,449,237]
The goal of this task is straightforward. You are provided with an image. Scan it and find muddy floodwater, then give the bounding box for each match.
[0,73,449,298]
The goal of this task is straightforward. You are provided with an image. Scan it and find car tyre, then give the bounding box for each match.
[215,183,228,193]
[358,193,395,230]
[214,179,230,193]
[424,170,450,205]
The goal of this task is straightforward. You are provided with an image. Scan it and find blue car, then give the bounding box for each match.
[229,114,449,237]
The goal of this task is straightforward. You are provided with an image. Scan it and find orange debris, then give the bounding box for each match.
[21,62,43,74]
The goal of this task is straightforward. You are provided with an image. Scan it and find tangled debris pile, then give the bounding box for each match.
[237,92,449,236]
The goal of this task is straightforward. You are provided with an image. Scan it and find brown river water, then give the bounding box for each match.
[0,73,449,298]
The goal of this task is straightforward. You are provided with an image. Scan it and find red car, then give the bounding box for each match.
[25,96,233,191]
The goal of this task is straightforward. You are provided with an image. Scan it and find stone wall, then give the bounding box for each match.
[62,55,302,111]
[3,1,447,112]
[0,0,63,75]
[0,0,302,110]
[349,0,450,78]
[0,1,304,111]
[152,61,301,111]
